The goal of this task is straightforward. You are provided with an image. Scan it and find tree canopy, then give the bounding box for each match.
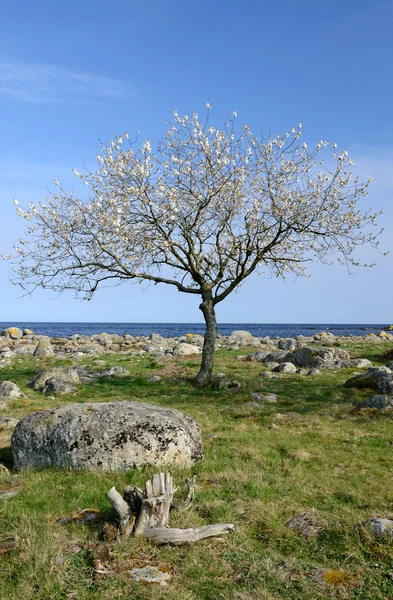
[7,106,383,385]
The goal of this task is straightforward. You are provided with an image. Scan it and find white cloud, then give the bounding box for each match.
[0,61,136,103]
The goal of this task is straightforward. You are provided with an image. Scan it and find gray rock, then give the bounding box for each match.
[33,339,55,358]
[356,395,393,410]
[12,401,203,471]
[273,362,297,374]
[259,372,280,379]
[344,367,393,394]
[364,518,393,539]
[212,377,231,390]
[229,330,253,343]
[265,361,280,369]
[297,368,308,375]
[350,358,374,369]
[307,368,321,376]
[277,338,300,351]
[172,343,201,356]
[291,347,314,368]
[99,366,130,378]
[264,351,292,364]
[0,416,19,430]
[146,375,162,383]
[42,378,78,395]
[29,368,81,391]
[0,381,25,398]
[245,351,269,362]
[129,566,172,586]
[251,392,278,403]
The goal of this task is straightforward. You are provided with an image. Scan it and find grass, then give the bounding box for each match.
[1,340,393,599]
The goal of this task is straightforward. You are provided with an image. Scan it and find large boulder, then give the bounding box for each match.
[12,401,204,471]
[1,327,23,339]
[277,338,301,351]
[344,367,393,394]
[28,367,81,391]
[291,347,314,368]
[33,339,55,358]
[172,343,201,356]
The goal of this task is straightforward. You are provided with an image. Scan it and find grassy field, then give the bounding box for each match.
[1,341,393,599]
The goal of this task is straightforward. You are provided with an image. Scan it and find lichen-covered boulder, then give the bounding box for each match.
[28,367,81,391]
[12,401,204,471]
[344,367,393,394]
[0,381,26,398]
[33,339,55,358]
[1,327,23,339]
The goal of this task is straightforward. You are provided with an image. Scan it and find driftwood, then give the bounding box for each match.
[106,472,234,545]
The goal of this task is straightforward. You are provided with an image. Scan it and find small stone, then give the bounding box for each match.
[307,368,321,376]
[147,375,162,383]
[0,417,19,430]
[286,511,325,538]
[0,382,25,399]
[99,366,129,378]
[273,362,297,374]
[364,518,393,539]
[129,566,172,586]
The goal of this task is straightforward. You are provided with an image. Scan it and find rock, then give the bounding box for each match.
[244,401,264,409]
[229,330,253,344]
[12,401,203,471]
[33,339,55,358]
[364,518,393,539]
[0,463,9,475]
[29,367,81,391]
[251,392,278,403]
[277,338,300,351]
[23,329,34,335]
[72,366,98,383]
[1,327,23,339]
[259,372,280,379]
[272,362,297,374]
[212,377,231,390]
[307,368,321,376]
[0,416,19,430]
[129,566,172,586]
[0,381,26,398]
[42,379,78,395]
[265,361,280,369]
[344,367,393,394]
[146,375,162,383]
[297,368,308,375]
[172,343,201,356]
[291,347,314,368]
[264,351,292,364]
[350,358,374,369]
[245,351,269,362]
[99,366,130,378]
[356,395,393,410]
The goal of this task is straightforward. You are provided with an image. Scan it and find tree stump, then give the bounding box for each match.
[106,472,234,545]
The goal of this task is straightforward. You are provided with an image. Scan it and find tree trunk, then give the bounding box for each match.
[194,295,217,387]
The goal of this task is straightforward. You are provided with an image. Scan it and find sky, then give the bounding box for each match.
[0,0,392,324]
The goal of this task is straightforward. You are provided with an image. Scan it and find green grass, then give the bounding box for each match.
[1,341,393,599]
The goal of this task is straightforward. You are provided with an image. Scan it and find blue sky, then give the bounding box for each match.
[0,0,392,324]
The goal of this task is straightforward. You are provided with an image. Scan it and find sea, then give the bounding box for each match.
[0,322,389,339]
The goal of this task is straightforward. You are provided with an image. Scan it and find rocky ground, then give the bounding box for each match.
[1,326,393,599]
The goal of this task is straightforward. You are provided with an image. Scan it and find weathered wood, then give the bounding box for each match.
[106,472,235,545]
[107,486,135,539]
[141,524,235,545]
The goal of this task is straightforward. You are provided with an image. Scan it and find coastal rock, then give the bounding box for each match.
[33,339,55,358]
[356,395,393,410]
[29,367,81,391]
[1,327,23,339]
[291,347,314,368]
[344,367,393,394]
[273,362,297,374]
[42,378,78,395]
[245,351,269,362]
[0,381,26,399]
[229,330,254,344]
[11,401,204,471]
[172,343,201,356]
[277,338,301,351]
[264,351,292,364]
[99,366,129,378]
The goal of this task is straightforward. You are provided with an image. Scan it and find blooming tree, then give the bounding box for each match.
[8,106,382,386]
